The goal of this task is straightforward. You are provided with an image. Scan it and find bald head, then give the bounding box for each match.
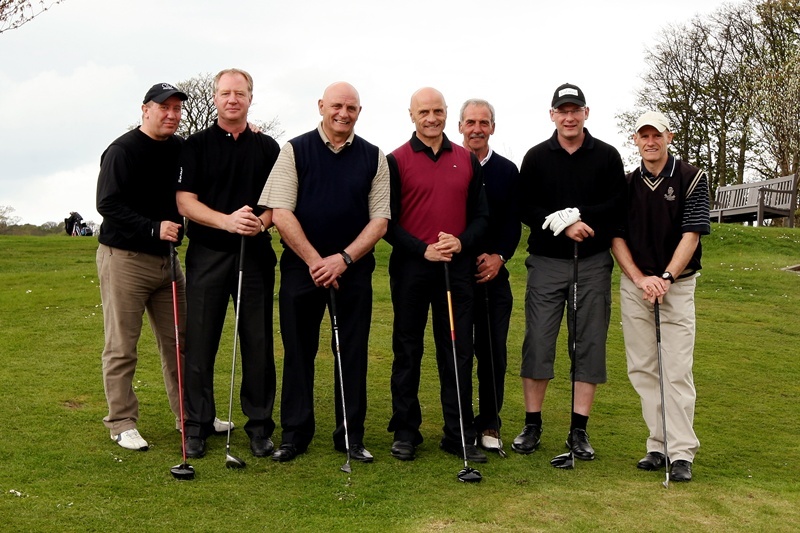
[409,87,447,148]
[318,81,362,144]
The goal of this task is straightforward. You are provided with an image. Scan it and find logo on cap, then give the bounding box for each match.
[559,88,579,98]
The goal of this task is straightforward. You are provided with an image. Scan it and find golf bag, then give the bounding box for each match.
[65,212,93,237]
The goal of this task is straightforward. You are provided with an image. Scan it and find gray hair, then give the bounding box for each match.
[459,99,495,123]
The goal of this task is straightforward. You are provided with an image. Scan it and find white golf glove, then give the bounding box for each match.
[542,207,581,236]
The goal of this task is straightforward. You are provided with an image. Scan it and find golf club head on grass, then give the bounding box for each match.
[457,467,482,483]
[225,453,246,469]
[340,462,352,474]
[170,463,195,480]
[550,451,574,469]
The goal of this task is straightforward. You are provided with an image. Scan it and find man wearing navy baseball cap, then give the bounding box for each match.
[96,82,188,451]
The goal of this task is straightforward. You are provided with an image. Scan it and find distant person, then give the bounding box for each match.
[96,82,188,451]
[611,111,710,482]
[176,68,280,459]
[458,98,520,453]
[385,87,489,463]
[259,81,390,463]
[514,83,626,460]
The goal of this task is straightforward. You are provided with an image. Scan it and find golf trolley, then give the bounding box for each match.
[65,212,93,237]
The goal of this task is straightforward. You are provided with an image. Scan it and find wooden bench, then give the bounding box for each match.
[710,174,797,228]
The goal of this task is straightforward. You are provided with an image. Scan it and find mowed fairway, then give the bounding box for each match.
[1,224,798,532]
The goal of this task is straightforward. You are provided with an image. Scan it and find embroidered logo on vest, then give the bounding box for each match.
[664,186,676,201]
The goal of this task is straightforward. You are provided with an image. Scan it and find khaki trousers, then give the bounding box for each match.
[96,244,185,433]
[620,275,700,462]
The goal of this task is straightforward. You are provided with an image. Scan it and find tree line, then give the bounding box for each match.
[618,0,800,194]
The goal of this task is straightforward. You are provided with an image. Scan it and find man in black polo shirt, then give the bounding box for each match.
[612,111,710,482]
[514,83,625,461]
[458,98,521,454]
[259,81,390,463]
[176,68,281,459]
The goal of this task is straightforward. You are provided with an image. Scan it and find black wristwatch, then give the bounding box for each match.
[661,271,675,283]
[340,251,353,266]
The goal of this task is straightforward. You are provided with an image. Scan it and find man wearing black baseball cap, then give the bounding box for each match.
[96,82,188,451]
[513,83,626,464]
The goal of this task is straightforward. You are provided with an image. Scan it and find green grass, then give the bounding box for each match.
[0,225,798,532]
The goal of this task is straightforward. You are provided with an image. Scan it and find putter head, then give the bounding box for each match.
[550,451,575,469]
[457,466,482,483]
[340,462,352,474]
[225,453,246,469]
[170,463,195,480]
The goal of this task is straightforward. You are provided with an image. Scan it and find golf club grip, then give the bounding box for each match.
[238,236,246,272]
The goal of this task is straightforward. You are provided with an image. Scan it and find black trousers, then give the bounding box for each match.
[183,240,276,440]
[472,268,512,432]
[387,252,476,446]
[277,251,375,450]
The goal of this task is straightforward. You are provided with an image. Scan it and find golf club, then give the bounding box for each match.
[328,286,352,474]
[444,263,482,483]
[224,237,247,469]
[551,241,578,469]
[483,284,507,458]
[169,243,194,481]
[654,300,670,489]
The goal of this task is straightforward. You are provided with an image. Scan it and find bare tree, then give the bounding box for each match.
[0,205,21,230]
[0,0,64,34]
[175,72,285,140]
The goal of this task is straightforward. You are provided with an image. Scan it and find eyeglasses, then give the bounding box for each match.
[552,107,585,116]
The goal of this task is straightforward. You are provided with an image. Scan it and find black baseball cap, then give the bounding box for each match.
[143,83,188,104]
[551,83,586,108]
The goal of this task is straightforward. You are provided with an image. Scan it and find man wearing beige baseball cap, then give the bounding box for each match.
[611,110,711,482]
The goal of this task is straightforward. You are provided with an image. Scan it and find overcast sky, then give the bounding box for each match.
[0,0,729,225]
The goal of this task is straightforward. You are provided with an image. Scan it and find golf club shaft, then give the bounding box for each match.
[483,284,505,456]
[225,237,246,453]
[169,243,189,464]
[568,242,578,466]
[654,301,670,488]
[329,287,352,470]
[444,263,470,468]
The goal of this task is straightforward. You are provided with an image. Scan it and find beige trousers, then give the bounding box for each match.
[96,244,185,434]
[620,275,700,462]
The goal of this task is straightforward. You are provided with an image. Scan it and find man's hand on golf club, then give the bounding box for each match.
[636,274,669,304]
[224,205,263,236]
[542,207,580,236]
[475,253,503,283]
[425,232,462,262]
[309,254,345,289]
[160,220,182,242]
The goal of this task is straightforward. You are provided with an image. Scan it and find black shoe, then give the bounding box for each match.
[566,428,595,461]
[340,444,374,463]
[637,451,666,471]
[249,436,274,457]
[272,443,300,462]
[511,424,542,454]
[390,440,415,461]
[439,439,488,463]
[670,460,693,482]
[184,436,206,458]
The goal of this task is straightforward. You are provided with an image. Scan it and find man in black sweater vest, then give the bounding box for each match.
[260,82,390,463]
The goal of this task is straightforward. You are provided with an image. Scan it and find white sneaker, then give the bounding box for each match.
[111,428,149,451]
[480,429,503,451]
[213,417,234,434]
[175,417,234,433]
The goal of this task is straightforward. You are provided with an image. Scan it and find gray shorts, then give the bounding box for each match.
[521,251,612,383]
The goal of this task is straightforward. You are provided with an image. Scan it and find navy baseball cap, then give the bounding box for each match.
[143,83,188,104]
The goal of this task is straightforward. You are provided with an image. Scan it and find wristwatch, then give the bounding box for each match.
[499,254,507,264]
[340,251,353,266]
[661,271,675,283]
[259,219,266,232]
